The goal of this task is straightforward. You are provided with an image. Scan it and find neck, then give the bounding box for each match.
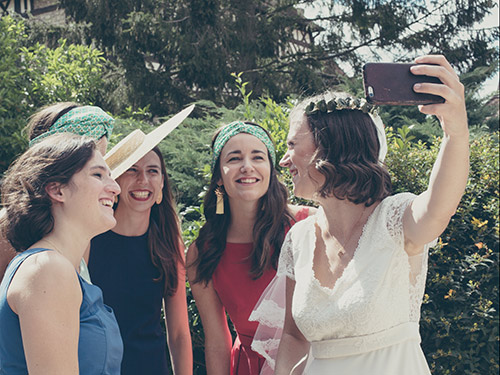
[316,196,369,240]
[37,228,89,270]
[226,198,258,243]
[113,204,151,236]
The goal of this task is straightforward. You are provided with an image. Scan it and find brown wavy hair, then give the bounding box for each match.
[190,122,294,285]
[291,92,392,206]
[1,133,96,251]
[146,146,184,297]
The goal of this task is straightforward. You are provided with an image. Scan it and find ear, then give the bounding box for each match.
[45,182,65,203]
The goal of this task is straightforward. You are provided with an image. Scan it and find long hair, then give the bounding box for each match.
[291,92,392,206]
[1,133,96,251]
[191,122,294,285]
[148,146,184,297]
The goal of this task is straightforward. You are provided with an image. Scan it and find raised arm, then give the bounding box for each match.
[164,241,193,375]
[404,55,470,254]
[186,243,232,375]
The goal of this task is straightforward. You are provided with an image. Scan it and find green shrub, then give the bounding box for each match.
[0,15,106,175]
[386,129,499,375]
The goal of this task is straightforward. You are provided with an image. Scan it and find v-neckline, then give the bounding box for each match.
[310,202,382,294]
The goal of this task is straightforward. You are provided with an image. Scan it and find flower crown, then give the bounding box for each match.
[304,97,377,115]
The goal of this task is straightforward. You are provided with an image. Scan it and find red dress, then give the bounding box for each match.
[212,208,309,375]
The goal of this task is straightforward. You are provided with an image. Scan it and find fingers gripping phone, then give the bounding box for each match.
[363,63,445,105]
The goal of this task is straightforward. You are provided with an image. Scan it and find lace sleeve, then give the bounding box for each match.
[384,192,416,248]
[276,230,295,280]
[384,193,438,321]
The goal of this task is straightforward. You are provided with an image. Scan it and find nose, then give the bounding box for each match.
[279,151,291,168]
[107,178,121,196]
[136,170,148,184]
[240,157,255,173]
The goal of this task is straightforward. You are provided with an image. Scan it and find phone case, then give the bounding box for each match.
[363,63,445,105]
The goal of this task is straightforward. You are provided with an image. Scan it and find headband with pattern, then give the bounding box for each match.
[29,106,114,147]
[211,121,276,170]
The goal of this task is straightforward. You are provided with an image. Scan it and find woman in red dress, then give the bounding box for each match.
[187,121,312,374]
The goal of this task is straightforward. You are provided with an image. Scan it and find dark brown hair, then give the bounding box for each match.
[190,122,294,285]
[292,92,392,205]
[26,102,81,140]
[147,147,184,297]
[1,133,96,251]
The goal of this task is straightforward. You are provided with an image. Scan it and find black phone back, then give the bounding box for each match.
[363,63,445,105]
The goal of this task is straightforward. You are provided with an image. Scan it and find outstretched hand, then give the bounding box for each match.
[410,55,468,137]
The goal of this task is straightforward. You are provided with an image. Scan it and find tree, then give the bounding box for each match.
[58,0,498,118]
[0,15,106,175]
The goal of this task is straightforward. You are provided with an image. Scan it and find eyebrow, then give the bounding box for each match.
[225,149,266,156]
[130,164,161,169]
[90,165,111,174]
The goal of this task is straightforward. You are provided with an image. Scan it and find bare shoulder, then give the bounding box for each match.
[7,251,82,314]
[288,204,317,217]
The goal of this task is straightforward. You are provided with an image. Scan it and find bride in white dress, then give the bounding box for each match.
[252,55,469,375]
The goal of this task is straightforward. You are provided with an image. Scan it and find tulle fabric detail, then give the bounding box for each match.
[248,273,287,374]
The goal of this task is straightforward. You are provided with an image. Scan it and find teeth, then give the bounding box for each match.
[101,199,113,207]
[240,178,257,183]
[131,191,149,199]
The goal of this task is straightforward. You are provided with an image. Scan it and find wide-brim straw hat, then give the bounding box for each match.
[105,104,194,179]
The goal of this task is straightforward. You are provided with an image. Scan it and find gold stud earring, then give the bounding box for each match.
[215,186,224,215]
[156,190,163,205]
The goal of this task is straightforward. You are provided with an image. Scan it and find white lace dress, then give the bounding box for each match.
[251,193,435,375]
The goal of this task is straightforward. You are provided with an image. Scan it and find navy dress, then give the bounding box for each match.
[89,231,169,375]
[0,248,123,374]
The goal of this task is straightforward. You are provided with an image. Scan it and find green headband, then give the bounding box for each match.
[29,106,114,147]
[211,121,276,170]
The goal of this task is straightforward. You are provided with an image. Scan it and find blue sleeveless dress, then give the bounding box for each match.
[0,248,123,374]
[89,231,169,375]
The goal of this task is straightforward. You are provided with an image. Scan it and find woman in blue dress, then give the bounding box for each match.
[0,133,123,374]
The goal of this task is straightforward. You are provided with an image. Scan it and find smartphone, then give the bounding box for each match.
[363,63,445,105]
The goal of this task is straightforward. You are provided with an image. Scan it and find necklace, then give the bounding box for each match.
[323,206,367,258]
[41,238,62,255]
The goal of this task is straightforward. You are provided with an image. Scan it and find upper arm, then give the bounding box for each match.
[164,242,190,339]
[403,192,448,255]
[186,244,231,344]
[186,243,232,374]
[163,241,193,375]
[8,252,82,375]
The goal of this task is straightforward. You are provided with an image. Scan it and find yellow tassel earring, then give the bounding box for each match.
[215,186,224,215]
[114,195,119,204]
[156,190,163,205]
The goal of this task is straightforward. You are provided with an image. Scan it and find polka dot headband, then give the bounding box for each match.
[29,106,114,147]
[211,121,276,170]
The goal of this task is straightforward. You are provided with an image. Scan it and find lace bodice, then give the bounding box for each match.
[278,193,435,343]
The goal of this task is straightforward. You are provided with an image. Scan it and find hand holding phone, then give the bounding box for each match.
[363,63,445,106]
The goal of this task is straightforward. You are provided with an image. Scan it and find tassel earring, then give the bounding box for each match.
[114,195,119,204]
[215,186,224,215]
[156,190,163,205]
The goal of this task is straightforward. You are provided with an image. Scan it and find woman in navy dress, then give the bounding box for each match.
[89,146,192,375]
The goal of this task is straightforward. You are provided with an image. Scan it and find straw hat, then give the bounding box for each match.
[105,104,195,179]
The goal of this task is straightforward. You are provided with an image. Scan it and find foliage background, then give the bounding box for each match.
[0,5,498,374]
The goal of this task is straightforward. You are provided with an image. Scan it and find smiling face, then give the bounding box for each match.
[280,114,324,200]
[218,133,271,206]
[63,150,121,235]
[115,150,164,215]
